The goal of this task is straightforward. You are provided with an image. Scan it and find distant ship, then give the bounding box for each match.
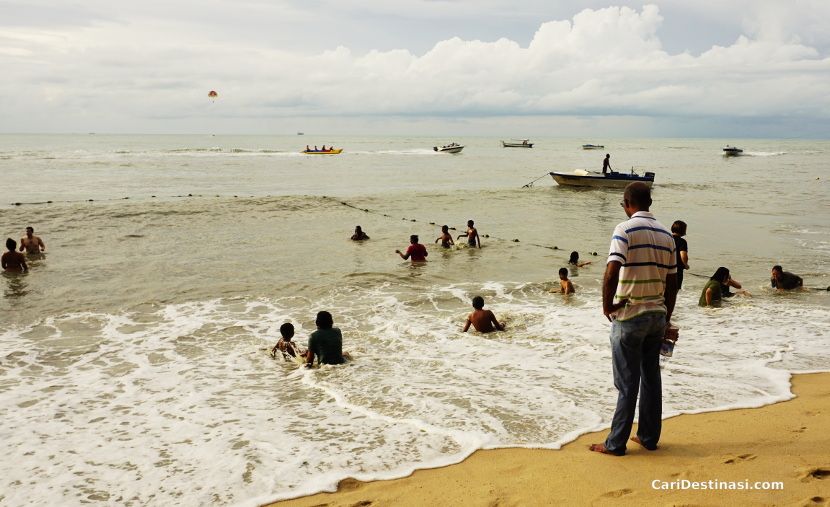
[297,132,305,136]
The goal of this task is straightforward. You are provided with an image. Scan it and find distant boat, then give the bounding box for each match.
[723,145,743,156]
[302,148,343,155]
[582,144,605,150]
[550,169,655,188]
[502,139,533,148]
[434,143,464,154]
[297,132,304,136]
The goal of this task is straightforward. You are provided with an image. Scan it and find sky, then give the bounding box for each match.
[1,0,829,137]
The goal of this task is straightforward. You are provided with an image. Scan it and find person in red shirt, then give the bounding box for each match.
[395,235,428,262]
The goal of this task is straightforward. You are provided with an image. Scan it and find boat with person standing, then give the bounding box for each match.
[550,168,655,188]
[722,145,743,156]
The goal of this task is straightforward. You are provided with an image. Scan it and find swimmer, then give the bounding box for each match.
[555,267,575,294]
[568,251,592,268]
[351,225,370,241]
[457,220,481,248]
[771,265,803,291]
[305,311,345,367]
[2,238,28,272]
[396,235,428,262]
[20,226,45,254]
[699,267,730,307]
[271,322,305,360]
[435,225,454,248]
[462,296,505,333]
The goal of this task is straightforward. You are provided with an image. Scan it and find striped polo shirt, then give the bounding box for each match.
[607,211,677,321]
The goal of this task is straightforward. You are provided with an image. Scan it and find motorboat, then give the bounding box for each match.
[502,139,533,148]
[550,169,655,188]
[302,148,343,155]
[722,145,743,156]
[434,143,464,154]
[582,144,605,150]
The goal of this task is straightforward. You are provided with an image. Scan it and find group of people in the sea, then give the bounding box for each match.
[2,227,45,273]
[273,182,812,458]
[304,145,337,152]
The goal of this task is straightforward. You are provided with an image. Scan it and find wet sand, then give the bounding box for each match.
[268,372,830,506]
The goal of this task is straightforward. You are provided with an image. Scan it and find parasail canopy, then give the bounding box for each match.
[208,90,218,101]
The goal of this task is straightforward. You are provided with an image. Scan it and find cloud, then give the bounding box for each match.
[0,3,828,134]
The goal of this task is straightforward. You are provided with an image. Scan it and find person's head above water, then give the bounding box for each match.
[467,220,474,227]
[354,225,362,233]
[711,267,730,283]
[315,311,333,330]
[559,267,569,279]
[441,225,449,233]
[569,251,579,264]
[410,234,419,244]
[6,238,16,251]
[25,226,34,237]
[280,322,295,341]
[472,296,484,309]
[772,265,783,274]
[671,220,687,236]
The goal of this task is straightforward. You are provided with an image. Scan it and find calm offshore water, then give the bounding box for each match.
[1,135,828,505]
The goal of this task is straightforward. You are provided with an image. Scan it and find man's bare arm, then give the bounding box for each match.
[489,311,504,330]
[602,261,626,321]
[462,317,472,332]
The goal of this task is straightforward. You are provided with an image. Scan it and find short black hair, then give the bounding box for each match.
[441,225,449,232]
[410,234,419,243]
[569,251,579,263]
[624,182,652,209]
[671,220,687,235]
[6,238,15,251]
[26,226,34,233]
[559,267,569,277]
[772,265,783,273]
[472,296,484,309]
[279,322,294,339]
[315,311,333,329]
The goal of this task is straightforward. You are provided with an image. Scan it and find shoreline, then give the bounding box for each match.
[267,372,830,506]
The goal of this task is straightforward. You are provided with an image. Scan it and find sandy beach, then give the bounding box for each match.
[269,372,830,506]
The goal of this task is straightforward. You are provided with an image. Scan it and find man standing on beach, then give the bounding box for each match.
[20,226,45,254]
[591,182,678,456]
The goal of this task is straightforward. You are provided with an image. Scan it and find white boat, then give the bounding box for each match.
[550,169,655,188]
[434,143,464,154]
[502,139,533,148]
[723,145,743,156]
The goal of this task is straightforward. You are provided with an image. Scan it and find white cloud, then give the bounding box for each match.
[0,2,828,134]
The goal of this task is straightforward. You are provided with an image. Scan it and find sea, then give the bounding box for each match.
[1,135,828,506]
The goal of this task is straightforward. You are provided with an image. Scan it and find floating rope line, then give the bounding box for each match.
[7,194,257,207]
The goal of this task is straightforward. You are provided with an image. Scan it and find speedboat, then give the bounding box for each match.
[722,145,743,156]
[582,144,605,150]
[502,139,533,148]
[434,143,464,154]
[550,169,655,188]
[302,148,343,154]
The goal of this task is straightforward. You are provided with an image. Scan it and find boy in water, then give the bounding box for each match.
[2,238,28,272]
[435,225,454,248]
[462,296,505,333]
[20,227,45,254]
[555,267,575,294]
[271,322,304,360]
[396,235,428,262]
[457,220,481,248]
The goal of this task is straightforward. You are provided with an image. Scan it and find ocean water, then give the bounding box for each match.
[0,135,828,506]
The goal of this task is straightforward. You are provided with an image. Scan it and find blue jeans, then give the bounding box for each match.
[604,312,666,455]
